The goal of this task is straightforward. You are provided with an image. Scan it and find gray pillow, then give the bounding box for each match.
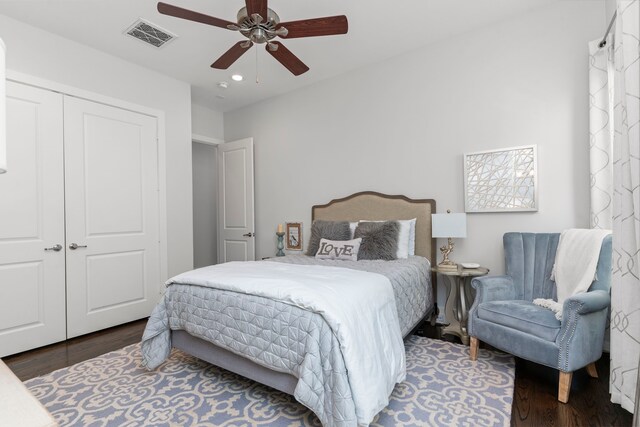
[306,220,352,256]
[354,221,400,260]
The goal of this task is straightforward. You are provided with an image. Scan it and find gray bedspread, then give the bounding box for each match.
[141,255,432,427]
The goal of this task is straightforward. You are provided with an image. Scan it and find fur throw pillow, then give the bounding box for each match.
[354,221,400,260]
[306,220,352,256]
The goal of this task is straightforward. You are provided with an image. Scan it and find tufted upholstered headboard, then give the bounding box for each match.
[311,191,437,268]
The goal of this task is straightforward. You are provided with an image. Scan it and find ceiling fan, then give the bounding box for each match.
[157,1,348,76]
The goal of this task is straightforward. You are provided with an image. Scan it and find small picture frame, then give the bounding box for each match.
[286,222,303,251]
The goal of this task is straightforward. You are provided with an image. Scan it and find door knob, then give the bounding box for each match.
[242,232,255,237]
[69,243,88,250]
[44,244,63,252]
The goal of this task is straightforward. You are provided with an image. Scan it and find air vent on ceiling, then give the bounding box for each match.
[125,18,177,48]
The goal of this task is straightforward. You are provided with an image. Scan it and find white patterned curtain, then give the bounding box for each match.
[591,0,640,415]
[588,38,614,231]
[611,0,640,414]
[590,0,640,415]
[589,35,615,353]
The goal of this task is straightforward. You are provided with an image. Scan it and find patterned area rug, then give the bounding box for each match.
[25,336,514,426]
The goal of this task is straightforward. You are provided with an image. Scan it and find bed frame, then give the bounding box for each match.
[312,191,437,309]
[172,191,437,395]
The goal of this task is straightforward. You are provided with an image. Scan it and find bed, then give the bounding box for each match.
[141,191,437,427]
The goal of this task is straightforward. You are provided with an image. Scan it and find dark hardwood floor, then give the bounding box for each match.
[511,355,630,426]
[3,319,146,381]
[3,319,633,426]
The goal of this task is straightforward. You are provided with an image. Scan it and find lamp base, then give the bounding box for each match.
[437,262,459,271]
[438,237,458,271]
[276,232,285,257]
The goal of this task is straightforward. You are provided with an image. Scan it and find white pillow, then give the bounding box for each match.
[349,222,358,239]
[396,220,412,259]
[407,218,417,256]
[358,219,416,259]
[315,238,361,261]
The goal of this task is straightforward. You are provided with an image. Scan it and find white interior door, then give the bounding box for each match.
[0,82,66,357]
[64,96,160,338]
[218,138,255,262]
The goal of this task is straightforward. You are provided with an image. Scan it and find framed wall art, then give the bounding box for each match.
[464,145,538,213]
[286,222,303,251]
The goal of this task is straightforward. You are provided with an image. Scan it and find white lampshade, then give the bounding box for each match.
[431,212,467,238]
[0,37,5,174]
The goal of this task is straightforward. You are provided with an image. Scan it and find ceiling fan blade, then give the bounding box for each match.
[245,0,268,24]
[265,42,309,76]
[157,2,236,30]
[211,41,254,69]
[276,15,348,39]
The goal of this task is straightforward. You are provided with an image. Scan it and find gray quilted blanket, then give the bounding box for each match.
[141,255,431,427]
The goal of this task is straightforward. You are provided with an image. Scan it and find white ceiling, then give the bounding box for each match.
[0,0,559,112]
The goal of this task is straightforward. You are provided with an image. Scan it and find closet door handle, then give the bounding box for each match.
[44,244,63,252]
[69,243,87,250]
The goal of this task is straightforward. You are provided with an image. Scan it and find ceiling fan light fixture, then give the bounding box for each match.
[237,7,280,28]
[250,13,264,24]
[157,1,348,76]
[250,28,269,44]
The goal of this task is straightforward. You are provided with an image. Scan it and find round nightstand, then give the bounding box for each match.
[432,265,489,345]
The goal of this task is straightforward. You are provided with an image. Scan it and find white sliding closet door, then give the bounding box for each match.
[64,96,160,338]
[0,82,65,357]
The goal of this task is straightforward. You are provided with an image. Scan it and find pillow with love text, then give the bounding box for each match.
[315,238,362,261]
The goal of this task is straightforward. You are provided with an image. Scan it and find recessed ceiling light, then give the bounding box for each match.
[231,74,243,82]
[217,81,229,89]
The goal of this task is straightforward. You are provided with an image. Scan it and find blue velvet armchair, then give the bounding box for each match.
[468,232,612,403]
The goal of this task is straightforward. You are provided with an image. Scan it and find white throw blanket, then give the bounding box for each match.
[534,228,611,320]
[167,261,406,426]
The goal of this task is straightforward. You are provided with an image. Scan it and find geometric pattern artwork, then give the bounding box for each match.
[464,145,538,212]
[25,337,515,427]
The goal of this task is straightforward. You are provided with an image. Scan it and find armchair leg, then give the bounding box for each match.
[558,371,573,403]
[586,362,598,378]
[470,336,479,361]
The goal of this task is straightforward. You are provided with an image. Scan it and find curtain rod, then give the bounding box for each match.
[599,11,617,48]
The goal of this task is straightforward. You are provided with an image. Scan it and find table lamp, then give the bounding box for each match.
[431,210,467,271]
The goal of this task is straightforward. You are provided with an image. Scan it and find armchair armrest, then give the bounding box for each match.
[557,290,610,372]
[562,290,610,317]
[471,275,516,304]
[468,275,515,338]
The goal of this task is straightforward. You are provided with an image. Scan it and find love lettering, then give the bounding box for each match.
[317,242,355,257]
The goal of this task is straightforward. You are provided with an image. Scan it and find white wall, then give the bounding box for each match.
[0,14,194,278]
[225,1,605,274]
[605,0,617,21]
[190,104,222,268]
[192,142,218,268]
[192,103,224,140]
